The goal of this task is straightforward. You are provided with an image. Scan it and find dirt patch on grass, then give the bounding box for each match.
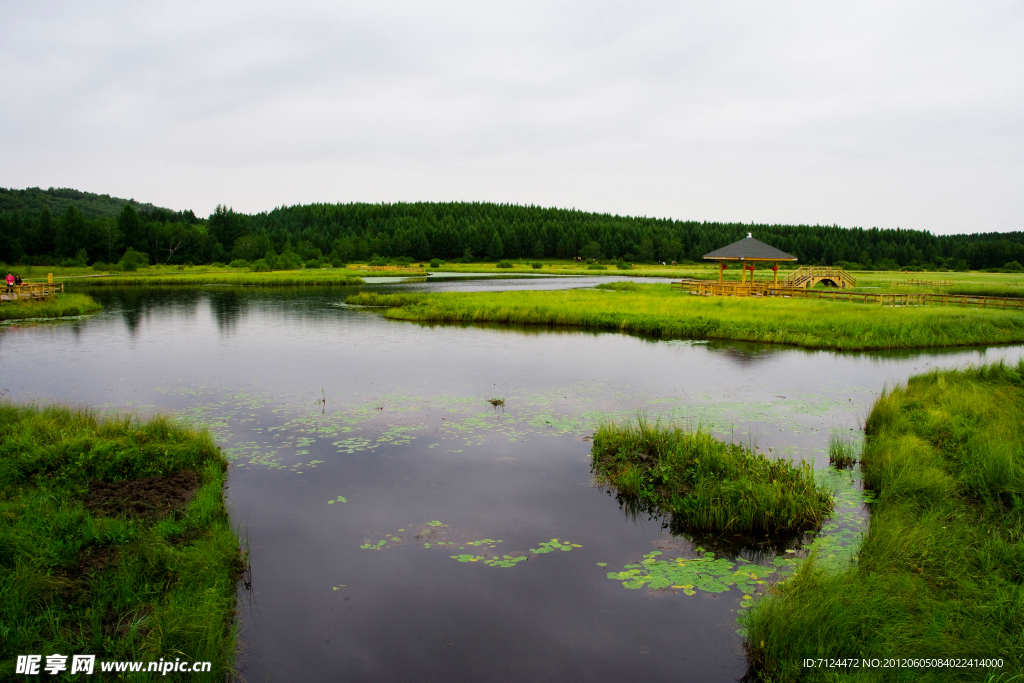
[77,545,122,575]
[85,470,199,520]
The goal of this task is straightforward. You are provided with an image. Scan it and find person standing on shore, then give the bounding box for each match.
[5,272,14,293]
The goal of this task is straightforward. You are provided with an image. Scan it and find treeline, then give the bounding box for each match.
[0,188,203,267]
[2,188,1023,270]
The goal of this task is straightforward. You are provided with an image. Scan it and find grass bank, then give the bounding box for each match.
[0,404,241,679]
[591,420,832,534]
[745,361,1024,682]
[72,270,365,287]
[345,284,1024,351]
[0,294,102,321]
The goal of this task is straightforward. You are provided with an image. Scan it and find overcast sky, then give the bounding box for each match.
[1,1,1021,233]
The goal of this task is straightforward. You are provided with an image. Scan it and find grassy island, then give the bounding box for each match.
[346,284,1024,351]
[746,361,1024,681]
[0,404,241,679]
[0,294,102,322]
[591,420,832,534]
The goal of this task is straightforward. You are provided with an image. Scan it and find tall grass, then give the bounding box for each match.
[0,293,102,321]
[745,360,1024,681]
[76,271,365,286]
[828,432,859,468]
[0,404,241,680]
[591,419,833,534]
[345,285,1024,351]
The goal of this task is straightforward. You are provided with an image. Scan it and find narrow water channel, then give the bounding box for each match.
[2,280,1021,681]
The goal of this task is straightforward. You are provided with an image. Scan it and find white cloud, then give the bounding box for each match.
[1,0,1021,232]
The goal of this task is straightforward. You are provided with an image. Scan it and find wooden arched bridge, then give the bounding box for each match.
[782,266,857,289]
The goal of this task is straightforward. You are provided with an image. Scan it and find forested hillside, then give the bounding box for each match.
[1,189,1022,270]
[0,187,187,220]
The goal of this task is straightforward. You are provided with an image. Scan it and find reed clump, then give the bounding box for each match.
[828,432,859,468]
[745,360,1024,681]
[346,285,1024,351]
[0,404,242,679]
[591,419,833,534]
[0,293,102,321]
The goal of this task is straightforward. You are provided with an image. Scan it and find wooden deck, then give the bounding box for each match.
[672,280,1024,310]
[0,283,64,302]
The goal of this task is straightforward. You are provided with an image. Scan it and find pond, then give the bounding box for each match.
[2,279,1021,682]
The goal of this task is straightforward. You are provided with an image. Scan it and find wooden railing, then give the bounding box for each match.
[889,279,954,287]
[676,280,1024,310]
[0,283,63,301]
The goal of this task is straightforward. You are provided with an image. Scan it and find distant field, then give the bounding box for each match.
[35,267,367,287]
[4,260,1021,295]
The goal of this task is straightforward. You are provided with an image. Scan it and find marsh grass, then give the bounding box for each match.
[828,432,859,468]
[943,284,1024,298]
[0,293,102,321]
[745,360,1024,681]
[346,285,1024,351]
[76,270,365,287]
[0,404,241,679]
[591,419,833,534]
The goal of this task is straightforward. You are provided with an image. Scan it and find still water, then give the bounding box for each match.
[2,280,1021,682]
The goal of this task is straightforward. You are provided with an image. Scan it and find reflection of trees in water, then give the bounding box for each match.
[90,288,203,336]
[93,285,364,336]
[208,291,247,332]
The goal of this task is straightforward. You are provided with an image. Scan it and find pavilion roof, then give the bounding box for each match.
[703,234,797,261]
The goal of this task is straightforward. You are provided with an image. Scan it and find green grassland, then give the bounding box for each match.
[427,261,1024,292]
[0,294,102,321]
[61,268,366,287]
[345,284,1024,351]
[591,419,832,534]
[0,405,242,679]
[745,360,1024,682]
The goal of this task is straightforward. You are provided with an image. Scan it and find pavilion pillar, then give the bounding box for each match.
[740,261,746,284]
[719,262,725,284]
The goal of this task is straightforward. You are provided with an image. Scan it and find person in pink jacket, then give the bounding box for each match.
[5,273,14,293]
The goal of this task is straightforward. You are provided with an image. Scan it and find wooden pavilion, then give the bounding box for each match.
[703,233,797,285]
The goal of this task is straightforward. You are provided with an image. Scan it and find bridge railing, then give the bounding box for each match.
[782,266,857,289]
[0,283,64,301]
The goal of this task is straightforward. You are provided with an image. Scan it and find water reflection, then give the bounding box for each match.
[4,282,1022,682]
[208,290,246,332]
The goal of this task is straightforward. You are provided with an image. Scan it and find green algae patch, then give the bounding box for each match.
[591,419,833,534]
[357,522,580,570]
[607,550,794,595]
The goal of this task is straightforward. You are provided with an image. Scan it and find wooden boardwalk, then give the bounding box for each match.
[672,280,1024,310]
[0,283,64,302]
[890,279,954,287]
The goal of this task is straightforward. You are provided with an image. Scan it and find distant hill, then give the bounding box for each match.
[0,187,171,220]
[2,188,1022,271]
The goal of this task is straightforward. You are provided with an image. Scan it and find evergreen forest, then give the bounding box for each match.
[2,186,1022,271]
